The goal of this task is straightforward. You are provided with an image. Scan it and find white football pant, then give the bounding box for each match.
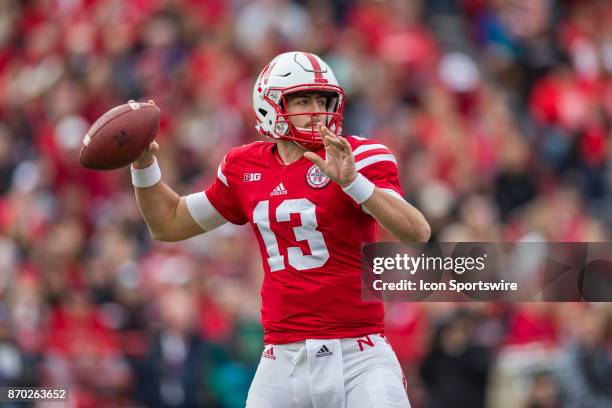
[246,334,411,408]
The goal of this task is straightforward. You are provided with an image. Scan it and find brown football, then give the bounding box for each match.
[79,101,160,170]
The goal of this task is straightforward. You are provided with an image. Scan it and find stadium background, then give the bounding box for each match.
[0,0,610,407]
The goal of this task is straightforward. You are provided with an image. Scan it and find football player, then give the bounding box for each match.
[131,52,430,407]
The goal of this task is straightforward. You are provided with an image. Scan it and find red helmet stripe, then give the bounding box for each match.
[303,53,324,81]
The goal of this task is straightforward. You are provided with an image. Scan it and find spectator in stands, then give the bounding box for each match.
[420,310,491,408]
[555,305,612,408]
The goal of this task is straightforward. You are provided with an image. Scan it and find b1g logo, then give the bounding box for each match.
[306,164,330,189]
[244,172,261,182]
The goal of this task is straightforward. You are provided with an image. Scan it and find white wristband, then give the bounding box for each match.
[342,173,375,204]
[131,157,161,188]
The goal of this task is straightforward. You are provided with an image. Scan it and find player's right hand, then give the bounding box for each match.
[132,140,159,169]
[132,99,159,169]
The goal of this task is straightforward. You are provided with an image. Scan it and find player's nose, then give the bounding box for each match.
[312,109,324,123]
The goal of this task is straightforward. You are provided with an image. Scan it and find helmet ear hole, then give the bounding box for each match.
[258,108,268,117]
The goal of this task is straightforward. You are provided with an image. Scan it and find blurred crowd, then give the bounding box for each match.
[0,0,611,407]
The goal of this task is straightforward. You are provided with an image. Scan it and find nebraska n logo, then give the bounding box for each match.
[257,62,277,92]
[356,335,375,352]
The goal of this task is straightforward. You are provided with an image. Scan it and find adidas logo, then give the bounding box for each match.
[270,182,287,196]
[315,345,333,358]
[262,347,276,360]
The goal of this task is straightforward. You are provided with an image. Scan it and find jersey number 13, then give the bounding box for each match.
[253,199,329,272]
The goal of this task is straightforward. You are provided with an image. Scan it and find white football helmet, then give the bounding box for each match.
[252,51,345,149]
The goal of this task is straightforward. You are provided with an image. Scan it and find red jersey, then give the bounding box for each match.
[204,136,404,344]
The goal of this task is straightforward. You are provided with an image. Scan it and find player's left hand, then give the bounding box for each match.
[304,123,357,187]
